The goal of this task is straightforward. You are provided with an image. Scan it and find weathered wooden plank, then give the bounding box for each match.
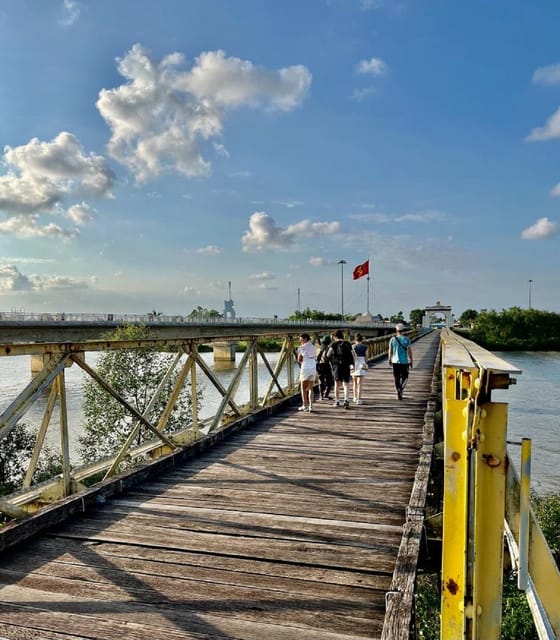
[380,592,415,640]
[0,593,380,640]
[50,524,401,573]
[0,580,384,639]
[120,487,409,525]
[12,536,392,590]
[0,331,441,640]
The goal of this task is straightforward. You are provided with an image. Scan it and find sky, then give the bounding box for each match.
[0,0,559,321]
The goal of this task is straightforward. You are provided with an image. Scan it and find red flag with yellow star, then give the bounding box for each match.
[352,259,369,280]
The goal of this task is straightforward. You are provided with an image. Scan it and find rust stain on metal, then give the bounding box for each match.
[444,578,459,595]
[451,451,461,462]
[482,454,501,467]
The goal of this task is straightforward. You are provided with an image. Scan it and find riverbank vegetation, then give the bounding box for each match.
[456,307,560,350]
[79,324,199,465]
[416,491,560,639]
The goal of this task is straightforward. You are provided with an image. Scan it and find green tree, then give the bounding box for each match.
[459,308,479,325]
[390,311,405,323]
[409,308,424,327]
[187,306,222,320]
[79,325,198,463]
[288,307,341,321]
[0,423,61,496]
[470,308,560,350]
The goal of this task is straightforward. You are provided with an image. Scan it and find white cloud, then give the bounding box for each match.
[532,63,560,85]
[213,142,230,158]
[183,285,200,294]
[59,0,81,27]
[67,202,96,225]
[526,107,560,141]
[348,209,447,224]
[97,44,311,182]
[274,200,304,208]
[196,245,222,255]
[550,182,560,197]
[356,57,387,76]
[0,264,33,291]
[242,211,340,252]
[29,273,94,289]
[0,256,55,265]
[0,215,77,239]
[309,256,339,267]
[0,263,92,292]
[309,256,324,267]
[250,271,276,280]
[182,50,311,111]
[0,132,113,237]
[395,210,447,223]
[521,217,560,240]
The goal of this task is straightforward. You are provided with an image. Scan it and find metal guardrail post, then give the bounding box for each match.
[518,437,531,591]
[440,331,519,640]
[441,366,470,638]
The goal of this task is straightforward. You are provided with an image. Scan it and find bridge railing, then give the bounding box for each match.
[440,329,560,639]
[0,327,407,545]
[0,309,395,329]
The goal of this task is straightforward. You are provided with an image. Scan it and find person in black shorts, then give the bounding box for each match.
[326,329,354,408]
[316,335,334,400]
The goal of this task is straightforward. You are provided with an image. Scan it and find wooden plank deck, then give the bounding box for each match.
[0,332,440,640]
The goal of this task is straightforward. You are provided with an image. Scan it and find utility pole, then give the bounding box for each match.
[338,259,347,322]
[528,279,533,309]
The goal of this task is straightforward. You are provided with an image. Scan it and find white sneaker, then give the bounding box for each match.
[298,405,307,411]
[307,405,313,412]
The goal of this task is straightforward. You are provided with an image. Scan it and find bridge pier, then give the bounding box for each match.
[30,352,85,378]
[213,342,236,364]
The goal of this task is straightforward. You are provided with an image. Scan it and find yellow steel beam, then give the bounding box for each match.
[441,366,470,638]
[471,401,508,638]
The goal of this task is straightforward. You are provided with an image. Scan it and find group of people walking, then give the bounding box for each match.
[296,324,413,412]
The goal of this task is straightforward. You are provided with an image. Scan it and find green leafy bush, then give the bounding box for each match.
[0,423,61,496]
[79,324,198,464]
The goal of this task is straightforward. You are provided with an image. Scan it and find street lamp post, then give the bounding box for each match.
[338,259,347,322]
[528,279,533,310]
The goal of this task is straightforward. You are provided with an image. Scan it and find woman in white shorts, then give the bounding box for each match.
[351,333,368,404]
[297,333,317,412]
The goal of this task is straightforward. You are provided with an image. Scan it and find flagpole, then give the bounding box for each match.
[367,256,370,314]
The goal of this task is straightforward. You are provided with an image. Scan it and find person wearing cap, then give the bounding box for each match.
[388,323,413,400]
[316,335,334,400]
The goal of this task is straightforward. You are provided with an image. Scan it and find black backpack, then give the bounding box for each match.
[331,340,353,366]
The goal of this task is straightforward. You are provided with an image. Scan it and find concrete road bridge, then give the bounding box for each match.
[0,311,397,344]
[0,327,557,639]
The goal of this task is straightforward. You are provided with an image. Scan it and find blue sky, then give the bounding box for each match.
[0,0,559,320]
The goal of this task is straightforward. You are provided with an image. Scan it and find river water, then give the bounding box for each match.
[0,350,558,495]
[493,351,560,495]
[0,351,285,467]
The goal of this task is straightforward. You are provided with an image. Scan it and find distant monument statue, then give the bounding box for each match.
[223,281,236,319]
